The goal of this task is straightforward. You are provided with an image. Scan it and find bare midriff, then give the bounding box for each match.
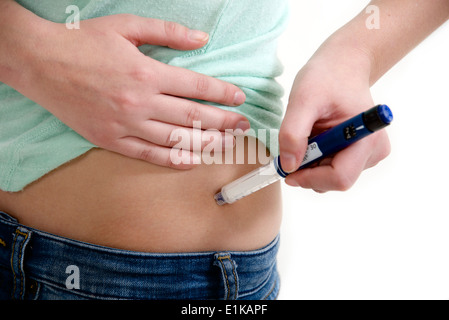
[0,136,282,253]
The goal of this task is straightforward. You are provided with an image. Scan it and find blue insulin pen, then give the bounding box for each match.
[214,104,393,205]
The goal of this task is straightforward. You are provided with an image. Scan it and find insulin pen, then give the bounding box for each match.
[214,104,393,206]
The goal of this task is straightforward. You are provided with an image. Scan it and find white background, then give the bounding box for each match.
[276,0,449,300]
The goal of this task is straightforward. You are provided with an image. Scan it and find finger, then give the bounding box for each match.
[114,136,200,169]
[285,139,369,192]
[132,120,236,151]
[149,94,251,132]
[118,15,210,50]
[279,101,321,173]
[156,63,246,107]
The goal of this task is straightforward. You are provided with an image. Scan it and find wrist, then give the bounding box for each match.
[0,1,56,87]
[307,28,374,86]
[321,0,449,86]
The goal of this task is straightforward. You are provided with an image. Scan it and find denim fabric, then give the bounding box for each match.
[0,211,280,300]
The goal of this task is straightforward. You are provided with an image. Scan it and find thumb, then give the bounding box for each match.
[279,99,320,173]
[119,15,209,50]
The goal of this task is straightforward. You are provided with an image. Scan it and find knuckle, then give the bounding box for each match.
[379,138,392,160]
[165,129,177,148]
[369,144,391,169]
[218,112,244,131]
[185,104,202,126]
[221,84,234,104]
[219,116,235,131]
[112,89,139,113]
[367,132,391,167]
[164,20,180,37]
[279,129,301,149]
[194,76,210,96]
[138,147,157,163]
[333,172,354,192]
[166,127,186,148]
[88,123,117,148]
[130,64,154,83]
[375,145,391,165]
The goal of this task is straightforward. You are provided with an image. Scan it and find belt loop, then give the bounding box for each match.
[10,227,32,300]
[213,252,239,300]
[0,211,18,222]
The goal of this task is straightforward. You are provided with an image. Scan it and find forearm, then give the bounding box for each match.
[316,0,449,86]
[0,0,51,87]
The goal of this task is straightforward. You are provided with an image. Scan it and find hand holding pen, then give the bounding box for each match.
[279,0,448,193]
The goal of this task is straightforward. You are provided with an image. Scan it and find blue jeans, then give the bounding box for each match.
[0,211,280,300]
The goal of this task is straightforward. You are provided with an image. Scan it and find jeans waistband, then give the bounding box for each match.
[0,211,279,300]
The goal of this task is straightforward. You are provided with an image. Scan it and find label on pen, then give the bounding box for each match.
[300,142,323,167]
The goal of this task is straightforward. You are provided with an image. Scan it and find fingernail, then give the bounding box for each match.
[281,153,298,173]
[233,91,246,105]
[188,30,209,42]
[235,121,251,133]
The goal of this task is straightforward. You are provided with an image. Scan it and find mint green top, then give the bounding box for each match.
[0,0,289,192]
